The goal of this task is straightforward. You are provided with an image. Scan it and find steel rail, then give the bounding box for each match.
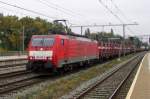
[108,57,142,99]
[0,70,30,78]
[0,75,42,94]
[74,54,143,99]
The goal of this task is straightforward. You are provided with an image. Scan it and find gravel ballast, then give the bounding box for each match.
[3,54,135,99]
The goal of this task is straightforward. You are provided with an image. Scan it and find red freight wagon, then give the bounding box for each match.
[27,34,99,71]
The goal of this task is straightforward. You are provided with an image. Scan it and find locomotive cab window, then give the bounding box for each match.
[32,38,54,47]
[61,39,64,45]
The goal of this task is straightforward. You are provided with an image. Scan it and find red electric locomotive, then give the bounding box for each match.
[26,34,99,71]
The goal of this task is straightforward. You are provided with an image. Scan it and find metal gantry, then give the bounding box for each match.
[71,23,138,56]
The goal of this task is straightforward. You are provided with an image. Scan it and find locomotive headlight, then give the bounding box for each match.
[29,56,32,59]
[40,48,43,51]
[29,56,34,60]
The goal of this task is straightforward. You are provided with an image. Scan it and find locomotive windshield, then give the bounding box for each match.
[31,38,54,47]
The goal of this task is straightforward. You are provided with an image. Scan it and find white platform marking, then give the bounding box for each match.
[126,54,147,99]
[148,53,150,71]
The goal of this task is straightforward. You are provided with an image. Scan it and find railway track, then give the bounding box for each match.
[0,59,102,95]
[68,53,144,99]
[0,70,30,78]
[0,70,45,95]
[108,58,141,99]
[111,60,140,99]
[0,53,145,97]
[0,62,109,96]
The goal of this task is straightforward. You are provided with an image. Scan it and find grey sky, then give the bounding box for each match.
[0,0,149,36]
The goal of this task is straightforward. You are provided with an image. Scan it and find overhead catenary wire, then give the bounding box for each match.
[34,0,94,25]
[0,0,80,28]
[35,0,77,18]
[0,5,30,17]
[110,0,132,23]
[109,0,136,35]
[98,0,139,56]
[41,0,100,23]
[98,0,137,36]
[98,0,124,23]
[0,0,138,35]
[39,0,85,18]
[0,0,57,20]
[16,0,106,28]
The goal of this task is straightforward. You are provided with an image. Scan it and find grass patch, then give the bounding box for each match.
[18,54,134,99]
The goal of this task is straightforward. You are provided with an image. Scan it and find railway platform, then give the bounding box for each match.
[126,52,150,99]
[0,55,27,61]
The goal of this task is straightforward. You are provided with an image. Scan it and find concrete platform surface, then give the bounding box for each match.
[0,55,27,61]
[126,53,150,99]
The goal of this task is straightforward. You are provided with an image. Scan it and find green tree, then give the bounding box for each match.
[0,15,66,51]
